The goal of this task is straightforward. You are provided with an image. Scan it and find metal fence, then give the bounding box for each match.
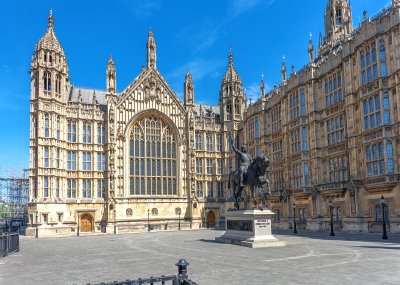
[1,232,19,258]
[90,259,197,285]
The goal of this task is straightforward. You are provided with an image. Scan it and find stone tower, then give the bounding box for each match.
[219,47,246,176]
[29,9,69,201]
[321,0,353,53]
[219,47,246,123]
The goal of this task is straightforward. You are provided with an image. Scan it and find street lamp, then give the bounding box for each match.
[380,195,388,240]
[148,209,150,232]
[293,202,297,234]
[77,212,80,236]
[178,208,181,231]
[329,200,334,236]
[35,211,38,238]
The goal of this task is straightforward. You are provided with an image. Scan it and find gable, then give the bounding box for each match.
[117,67,185,113]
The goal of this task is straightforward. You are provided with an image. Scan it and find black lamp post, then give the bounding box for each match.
[381,195,388,240]
[178,208,181,231]
[147,209,150,232]
[293,202,297,234]
[329,200,334,236]
[77,213,80,236]
[35,211,38,238]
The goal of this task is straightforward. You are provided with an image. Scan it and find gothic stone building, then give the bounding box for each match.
[28,0,400,236]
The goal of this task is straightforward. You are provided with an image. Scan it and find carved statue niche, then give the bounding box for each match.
[117,125,123,140]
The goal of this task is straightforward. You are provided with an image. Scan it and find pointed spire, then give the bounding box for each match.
[107,54,116,93]
[93,90,97,104]
[223,45,241,83]
[260,74,265,99]
[185,68,192,79]
[147,28,157,68]
[281,56,287,83]
[308,33,314,63]
[319,32,322,48]
[108,54,114,65]
[47,7,55,30]
[78,89,82,102]
[184,68,194,107]
[228,44,234,66]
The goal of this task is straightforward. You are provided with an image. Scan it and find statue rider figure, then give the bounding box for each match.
[232,144,252,187]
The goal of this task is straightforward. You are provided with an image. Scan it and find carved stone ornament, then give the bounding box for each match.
[151,208,158,215]
[117,125,123,139]
[126,208,133,216]
[349,181,357,196]
[143,73,162,102]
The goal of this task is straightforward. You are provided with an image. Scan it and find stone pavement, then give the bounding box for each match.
[1,229,400,285]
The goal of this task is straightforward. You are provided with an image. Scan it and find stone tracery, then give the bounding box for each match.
[129,115,177,196]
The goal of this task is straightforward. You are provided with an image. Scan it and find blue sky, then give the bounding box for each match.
[0,0,390,173]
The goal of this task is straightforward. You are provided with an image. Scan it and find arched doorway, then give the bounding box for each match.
[207,210,217,227]
[80,213,93,232]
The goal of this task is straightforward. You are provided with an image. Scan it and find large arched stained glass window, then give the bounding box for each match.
[129,116,177,196]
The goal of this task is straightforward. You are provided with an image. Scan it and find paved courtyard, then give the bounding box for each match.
[1,229,400,285]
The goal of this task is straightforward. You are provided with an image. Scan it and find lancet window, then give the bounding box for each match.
[129,116,177,196]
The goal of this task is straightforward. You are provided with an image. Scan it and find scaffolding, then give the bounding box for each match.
[0,166,29,219]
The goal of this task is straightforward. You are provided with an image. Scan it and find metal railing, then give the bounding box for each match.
[90,259,197,285]
[1,232,19,258]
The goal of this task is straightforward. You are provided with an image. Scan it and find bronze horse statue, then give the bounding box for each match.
[228,154,271,210]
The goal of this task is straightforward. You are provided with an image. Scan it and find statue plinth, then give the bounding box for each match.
[215,208,286,248]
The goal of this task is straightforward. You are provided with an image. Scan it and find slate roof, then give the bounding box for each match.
[194,103,220,120]
[68,86,112,105]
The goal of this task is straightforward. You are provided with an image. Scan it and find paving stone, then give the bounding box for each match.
[1,229,400,285]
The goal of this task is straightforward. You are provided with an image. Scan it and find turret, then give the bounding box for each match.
[30,9,69,103]
[260,74,265,100]
[281,56,287,83]
[106,55,116,93]
[308,33,314,63]
[184,69,194,108]
[219,47,246,122]
[147,28,157,69]
[321,0,353,53]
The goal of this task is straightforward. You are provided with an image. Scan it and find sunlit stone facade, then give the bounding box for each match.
[28,1,400,236]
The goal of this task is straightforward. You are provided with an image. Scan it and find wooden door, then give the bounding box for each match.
[80,214,93,232]
[207,211,217,226]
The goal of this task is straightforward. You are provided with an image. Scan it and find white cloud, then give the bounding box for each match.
[178,0,275,54]
[165,57,224,101]
[119,0,162,18]
[166,57,224,84]
[231,0,263,17]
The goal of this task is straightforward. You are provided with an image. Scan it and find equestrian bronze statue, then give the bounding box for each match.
[228,144,271,210]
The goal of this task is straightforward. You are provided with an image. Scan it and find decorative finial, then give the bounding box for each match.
[47,5,55,29]
[228,45,233,63]
[283,55,285,63]
[108,54,114,65]
[363,9,367,20]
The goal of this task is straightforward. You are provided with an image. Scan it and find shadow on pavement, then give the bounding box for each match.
[353,245,400,250]
[272,228,400,244]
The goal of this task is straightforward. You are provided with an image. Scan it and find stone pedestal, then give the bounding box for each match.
[215,208,286,248]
